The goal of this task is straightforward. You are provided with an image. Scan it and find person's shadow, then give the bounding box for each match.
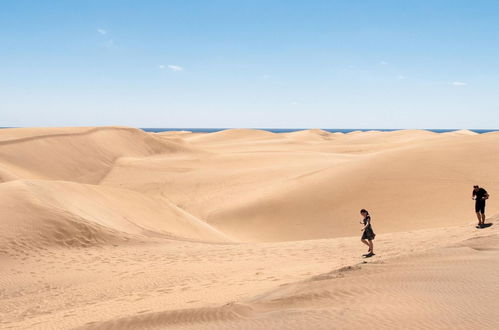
[480,223,493,228]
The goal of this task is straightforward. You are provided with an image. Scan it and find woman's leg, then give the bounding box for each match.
[368,240,374,254]
[361,238,369,249]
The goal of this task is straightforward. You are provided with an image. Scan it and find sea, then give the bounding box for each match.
[0,127,496,134]
[142,128,498,134]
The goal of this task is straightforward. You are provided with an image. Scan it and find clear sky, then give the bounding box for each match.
[1,0,498,128]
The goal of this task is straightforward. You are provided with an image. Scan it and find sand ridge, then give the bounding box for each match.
[0,126,193,184]
[104,128,499,241]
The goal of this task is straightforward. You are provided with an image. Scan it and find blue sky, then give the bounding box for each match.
[1,0,499,128]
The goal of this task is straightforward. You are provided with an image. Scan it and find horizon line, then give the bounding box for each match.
[1,127,498,131]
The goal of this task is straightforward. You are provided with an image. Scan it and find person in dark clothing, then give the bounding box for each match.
[472,185,489,228]
[360,209,375,257]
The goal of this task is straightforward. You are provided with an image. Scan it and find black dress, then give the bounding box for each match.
[361,215,376,240]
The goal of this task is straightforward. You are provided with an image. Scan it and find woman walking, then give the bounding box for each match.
[360,209,375,258]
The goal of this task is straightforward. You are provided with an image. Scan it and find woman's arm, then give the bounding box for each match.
[361,217,370,231]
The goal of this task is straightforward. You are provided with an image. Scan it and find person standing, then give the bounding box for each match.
[472,185,489,228]
[360,209,376,257]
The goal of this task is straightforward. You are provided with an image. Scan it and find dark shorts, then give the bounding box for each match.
[475,200,486,213]
[361,227,376,240]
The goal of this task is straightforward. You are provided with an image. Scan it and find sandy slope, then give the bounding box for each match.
[0,180,230,252]
[0,126,191,184]
[3,218,498,329]
[1,127,499,329]
[86,235,499,330]
[103,128,499,241]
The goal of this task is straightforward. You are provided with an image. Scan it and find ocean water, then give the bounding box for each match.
[142,128,498,134]
[0,127,496,134]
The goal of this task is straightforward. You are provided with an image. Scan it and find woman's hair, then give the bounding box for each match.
[360,209,369,215]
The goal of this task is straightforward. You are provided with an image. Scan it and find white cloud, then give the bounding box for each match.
[452,81,467,86]
[97,28,107,35]
[262,74,272,79]
[168,65,183,72]
[380,61,388,65]
[397,75,406,80]
[158,64,166,70]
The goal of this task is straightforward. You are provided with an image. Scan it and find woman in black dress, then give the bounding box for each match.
[360,209,375,257]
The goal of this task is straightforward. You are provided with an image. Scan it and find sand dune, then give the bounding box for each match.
[100,129,499,241]
[2,127,498,243]
[65,218,499,329]
[156,130,193,136]
[483,130,499,136]
[207,133,499,241]
[241,233,499,329]
[283,129,333,141]
[2,127,499,329]
[0,179,229,252]
[0,126,191,184]
[185,128,284,144]
[443,129,479,136]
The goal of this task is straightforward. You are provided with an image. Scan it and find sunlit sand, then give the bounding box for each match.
[1,127,499,329]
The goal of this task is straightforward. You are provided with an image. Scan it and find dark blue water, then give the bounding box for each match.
[1,127,496,134]
[142,128,498,134]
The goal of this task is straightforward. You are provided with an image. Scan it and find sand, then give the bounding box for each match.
[1,127,499,329]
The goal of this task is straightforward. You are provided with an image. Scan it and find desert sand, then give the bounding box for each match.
[1,127,499,329]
